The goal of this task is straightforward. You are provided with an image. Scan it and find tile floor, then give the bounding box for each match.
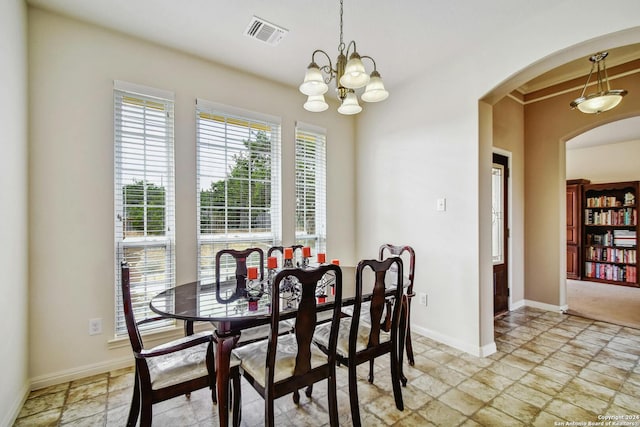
[13,307,640,426]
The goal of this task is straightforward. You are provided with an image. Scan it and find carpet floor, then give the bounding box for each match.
[567,279,640,329]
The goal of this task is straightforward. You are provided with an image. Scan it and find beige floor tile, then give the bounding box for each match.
[438,388,483,416]
[490,393,540,424]
[503,382,553,408]
[417,400,467,427]
[13,308,640,427]
[471,406,525,426]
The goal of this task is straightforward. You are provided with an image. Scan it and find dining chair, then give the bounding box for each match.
[231,264,343,427]
[267,244,304,267]
[313,257,404,427]
[120,262,218,427]
[216,247,265,301]
[379,244,416,373]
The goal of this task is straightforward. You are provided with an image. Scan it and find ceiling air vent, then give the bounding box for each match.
[244,16,288,46]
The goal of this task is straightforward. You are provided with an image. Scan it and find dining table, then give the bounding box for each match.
[149,265,406,427]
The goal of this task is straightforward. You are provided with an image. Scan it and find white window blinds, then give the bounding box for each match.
[196,100,282,283]
[295,122,327,254]
[114,81,176,336]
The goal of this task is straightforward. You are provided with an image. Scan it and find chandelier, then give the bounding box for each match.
[570,52,628,114]
[298,0,388,115]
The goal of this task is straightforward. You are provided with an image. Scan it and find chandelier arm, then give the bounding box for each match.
[344,40,357,57]
[311,49,336,82]
[360,55,377,71]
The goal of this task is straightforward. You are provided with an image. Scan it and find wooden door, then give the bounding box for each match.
[492,154,509,316]
[566,183,580,279]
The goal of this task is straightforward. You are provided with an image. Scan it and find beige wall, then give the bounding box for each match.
[567,139,640,183]
[357,17,640,355]
[493,96,526,306]
[524,67,640,307]
[13,0,640,405]
[27,8,356,386]
[0,0,30,423]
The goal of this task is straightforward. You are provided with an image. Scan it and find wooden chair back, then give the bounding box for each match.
[379,244,415,294]
[352,257,404,356]
[268,264,342,383]
[215,247,264,302]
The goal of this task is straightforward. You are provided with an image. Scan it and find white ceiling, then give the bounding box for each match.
[27,0,640,145]
[26,0,588,93]
[566,116,640,150]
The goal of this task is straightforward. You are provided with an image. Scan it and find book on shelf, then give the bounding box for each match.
[584,207,637,226]
[613,230,637,247]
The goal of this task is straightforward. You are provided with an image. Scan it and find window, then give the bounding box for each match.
[114,81,175,336]
[295,122,327,254]
[196,100,281,283]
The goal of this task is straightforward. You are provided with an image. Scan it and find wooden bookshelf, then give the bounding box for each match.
[582,181,638,287]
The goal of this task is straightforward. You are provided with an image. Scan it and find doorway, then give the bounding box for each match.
[492,153,509,316]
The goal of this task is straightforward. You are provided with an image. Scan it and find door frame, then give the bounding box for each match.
[492,149,513,313]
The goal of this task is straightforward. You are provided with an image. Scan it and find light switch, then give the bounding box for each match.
[436,198,446,211]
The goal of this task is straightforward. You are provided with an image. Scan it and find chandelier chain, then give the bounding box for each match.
[339,0,344,52]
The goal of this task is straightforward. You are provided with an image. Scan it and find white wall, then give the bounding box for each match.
[0,0,30,423]
[355,1,640,355]
[567,139,640,183]
[28,8,355,386]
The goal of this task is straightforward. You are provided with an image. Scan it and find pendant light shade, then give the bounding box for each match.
[337,91,362,115]
[361,71,389,102]
[571,90,627,114]
[340,53,370,89]
[299,63,329,96]
[570,52,628,114]
[303,94,329,112]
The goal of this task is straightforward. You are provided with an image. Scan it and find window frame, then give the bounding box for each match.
[294,122,327,254]
[114,81,176,337]
[196,99,282,283]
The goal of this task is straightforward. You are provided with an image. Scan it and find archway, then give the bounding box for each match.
[478,28,640,348]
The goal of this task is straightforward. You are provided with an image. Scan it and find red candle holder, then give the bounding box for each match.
[317,253,326,263]
[247,266,258,280]
[248,299,258,311]
[302,246,311,258]
[267,256,278,269]
[284,247,293,259]
[331,284,335,296]
[331,259,340,266]
[317,295,327,304]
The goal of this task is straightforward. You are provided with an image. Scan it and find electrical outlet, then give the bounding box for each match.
[419,293,427,306]
[89,318,102,335]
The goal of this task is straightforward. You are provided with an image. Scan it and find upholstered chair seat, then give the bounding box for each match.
[147,332,240,389]
[314,317,390,358]
[233,333,327,387]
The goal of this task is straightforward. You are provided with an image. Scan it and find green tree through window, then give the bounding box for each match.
[199,130,272,234]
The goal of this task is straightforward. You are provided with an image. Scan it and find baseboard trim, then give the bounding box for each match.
[411,324,496,358]
[2,381,30,427]
[30,356,133,391]
[524,299,567,312]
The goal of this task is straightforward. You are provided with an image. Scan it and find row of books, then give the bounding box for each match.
[584,208,637,226]
[585,246,637,264]
[586,195,622,208]
[586,231,637,247]
[613,230,637,248]
[584,262,637,283]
